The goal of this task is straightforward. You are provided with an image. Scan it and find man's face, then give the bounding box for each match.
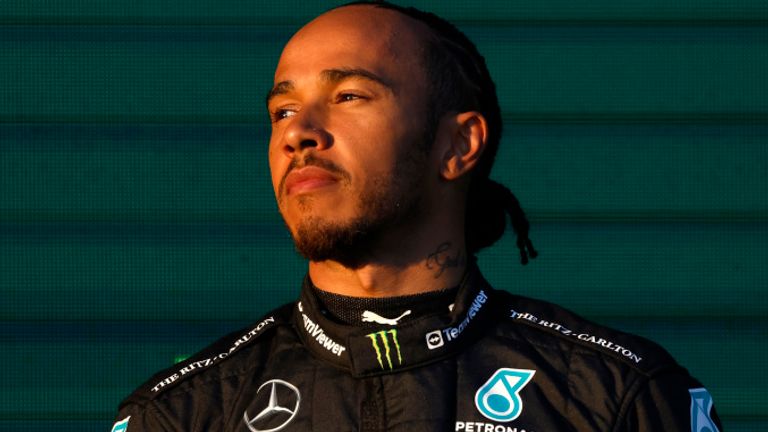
[267,6,435,264]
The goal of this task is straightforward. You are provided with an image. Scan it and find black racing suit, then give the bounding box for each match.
[112,268,723,431]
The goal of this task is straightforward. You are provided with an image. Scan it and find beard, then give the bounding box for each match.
[283,140,429,268]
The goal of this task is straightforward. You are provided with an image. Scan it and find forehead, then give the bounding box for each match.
[274,5,430,84]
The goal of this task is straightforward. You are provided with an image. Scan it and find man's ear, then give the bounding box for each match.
[439,111,488,181]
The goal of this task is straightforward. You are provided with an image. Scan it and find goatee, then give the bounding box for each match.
[285,149,427,268]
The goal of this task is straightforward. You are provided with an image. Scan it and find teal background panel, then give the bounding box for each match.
[3,0,768,22]
[2,25,767,120]
[0,0,765,429]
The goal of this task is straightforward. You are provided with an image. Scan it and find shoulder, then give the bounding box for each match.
[484,288,723,430]
[118,302,295,411]
[489,288,681,376]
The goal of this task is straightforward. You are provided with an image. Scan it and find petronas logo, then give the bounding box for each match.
[475,368,535,422]
[366,330,402,370]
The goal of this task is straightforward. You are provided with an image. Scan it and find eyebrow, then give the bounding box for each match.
[265,81,295,107]
[265,68,392,106]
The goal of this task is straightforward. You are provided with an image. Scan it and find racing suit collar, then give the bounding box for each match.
[292,263,497,377]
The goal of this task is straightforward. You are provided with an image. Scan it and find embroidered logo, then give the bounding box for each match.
[438,290,488,343]
[689,388,720,432]
[425,329,444,350]
[299,302,346,357]
[475,368,535,422]
[362,310,411,325]
[243,379,301,432]
[366,329,402,370]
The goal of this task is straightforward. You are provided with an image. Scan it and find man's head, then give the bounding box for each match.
[267,2,536,266]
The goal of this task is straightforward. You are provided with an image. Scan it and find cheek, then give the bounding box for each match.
[267,144,284,196]
[336,114,405,163]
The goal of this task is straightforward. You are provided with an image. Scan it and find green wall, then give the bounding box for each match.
[1,1,766,430]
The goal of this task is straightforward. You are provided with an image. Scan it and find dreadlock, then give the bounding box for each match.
[336,1,538,265]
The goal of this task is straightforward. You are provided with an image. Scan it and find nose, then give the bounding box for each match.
[281,106,331,156]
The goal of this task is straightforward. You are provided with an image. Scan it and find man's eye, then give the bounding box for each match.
[336,93,363,103]
[271,108,297,122]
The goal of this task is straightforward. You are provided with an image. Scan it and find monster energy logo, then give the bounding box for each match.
[366,330,402,370]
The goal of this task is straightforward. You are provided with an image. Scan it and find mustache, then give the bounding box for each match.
[278,154,350,198]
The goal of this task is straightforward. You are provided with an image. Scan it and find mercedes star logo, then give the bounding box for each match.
[243,379,301,432]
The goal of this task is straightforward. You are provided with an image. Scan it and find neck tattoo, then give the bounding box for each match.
[426,241,465,279]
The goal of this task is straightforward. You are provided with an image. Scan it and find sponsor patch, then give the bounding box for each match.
[362,309,411,326]
[475,368,535,422]
[367,329,402,370]
[426,329,444,350]
[151,316,276,392]
[243,379,301,432]
[689,388,720,432]
[509,309,642,364]
[427,289,488,349]
[455,422,532,432]
[111,416,130,432]
[300,304,346,357]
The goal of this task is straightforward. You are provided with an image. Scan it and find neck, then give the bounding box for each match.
[308,237,468,298]
[307,182,470,297]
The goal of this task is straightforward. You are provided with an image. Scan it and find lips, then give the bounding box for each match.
[283,166,340,196]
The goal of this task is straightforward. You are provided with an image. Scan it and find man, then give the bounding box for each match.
[112,2,722,431]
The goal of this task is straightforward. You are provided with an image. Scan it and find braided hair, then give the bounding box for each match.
[336,1,538,265]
